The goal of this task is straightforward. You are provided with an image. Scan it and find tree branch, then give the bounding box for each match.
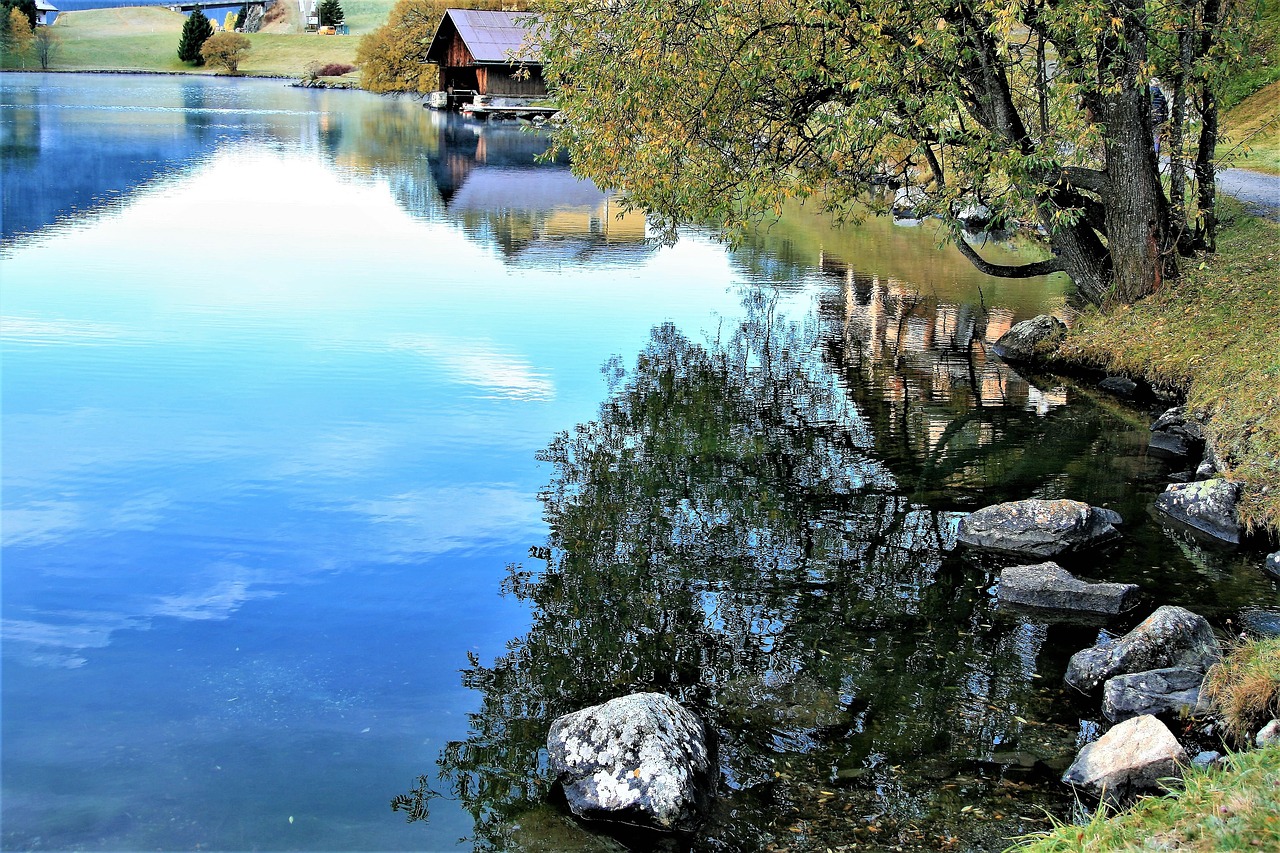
[953,236,1064,277]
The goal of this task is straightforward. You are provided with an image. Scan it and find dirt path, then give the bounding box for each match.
[1218,168,1280,221]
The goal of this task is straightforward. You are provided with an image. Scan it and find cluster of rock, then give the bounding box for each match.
[994,315,1278,579]
[955,497,1228,804]
[1060,606,1222,802]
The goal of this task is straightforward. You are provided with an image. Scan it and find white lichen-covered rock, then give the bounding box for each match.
[1101,667,1207,722]
[1066,606,1221,692]
[1154,478,1244,544]
[957,499,1122,558]
[997,562,1139,614]
[547,693,712,832]
[1062,715,1187,800]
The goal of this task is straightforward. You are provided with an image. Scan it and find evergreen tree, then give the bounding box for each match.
[177,9,213,65]
[235,2,249,31]
[0,0,37,32]
[317,0,343,27]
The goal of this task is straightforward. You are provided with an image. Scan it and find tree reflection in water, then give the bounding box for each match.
[402,288,1133,851]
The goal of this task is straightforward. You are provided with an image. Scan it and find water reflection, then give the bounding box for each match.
[409,295,1131,851]
[2,74,647,267]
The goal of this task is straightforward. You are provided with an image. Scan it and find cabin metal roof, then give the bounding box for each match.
[428,9,541,66]
[35,0,58,10]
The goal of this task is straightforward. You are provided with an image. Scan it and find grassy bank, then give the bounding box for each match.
[0,4,394,77]
[1057,199,1280,537]
[1008,745,1280,851]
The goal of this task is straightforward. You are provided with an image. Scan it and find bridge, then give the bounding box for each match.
[167,0,272,14]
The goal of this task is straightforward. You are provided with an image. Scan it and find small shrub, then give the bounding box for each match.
[1201,636,1280,745]
[314,62,354,77]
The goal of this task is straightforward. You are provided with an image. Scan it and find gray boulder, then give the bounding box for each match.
[1148,406,1205,459]
[1154,478,1244,544]
[1266,552,1280,580]
[1256,719,1280,748]
[997,562,1139,614]
[547,693,713,832]
[1066,605,1221,692]
[958,499,1122,558]
[1098,376,1138,397]
[1102,667,1207,722]
[1062,715,1187,800]
[992,315,1066,362]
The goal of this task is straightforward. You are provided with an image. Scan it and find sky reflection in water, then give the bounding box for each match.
[3,73,1274,852]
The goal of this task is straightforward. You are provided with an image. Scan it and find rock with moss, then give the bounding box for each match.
[1062,714,1187,801]
[547,692,713,832]
[958,499,1122,558]
[1066,605,1221,693]
[997,562,1139,614]
[992,315,1066,362]
[1102,667,1208,722]
[1148,406,1206,459]
[1154,478,1244,544]
[1255,720,1280,747]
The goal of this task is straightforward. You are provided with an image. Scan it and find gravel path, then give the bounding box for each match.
[1217,168,1280,221]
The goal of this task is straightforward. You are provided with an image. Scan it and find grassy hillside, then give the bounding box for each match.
[0,4,392,76]
[1220,81,1280,175]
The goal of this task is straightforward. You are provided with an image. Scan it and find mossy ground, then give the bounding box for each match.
[1057,199,1280,537]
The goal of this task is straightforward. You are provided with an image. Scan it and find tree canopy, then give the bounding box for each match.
[177,9,214,65]
[318,0,343,27]
[537,0,1255,305]
[201,30,251,73]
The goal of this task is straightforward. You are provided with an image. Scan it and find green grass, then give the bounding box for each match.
[1007,745,1280,851]
[1220,81,1280,175]
[0,5,383,76]
[1057,200,1280,535]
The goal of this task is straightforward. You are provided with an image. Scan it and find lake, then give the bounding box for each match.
[2,72,1276,852]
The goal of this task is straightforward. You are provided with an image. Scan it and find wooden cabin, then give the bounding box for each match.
[424,9,546,102]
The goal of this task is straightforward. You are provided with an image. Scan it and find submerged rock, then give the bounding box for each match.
[1098,376,1138,397]
[1063,715,1187,800]
[1154,478,1244,544]
[1148,406,1206,459]
[991,315,1066,362]
[1101,667,1207,722]
[997,562,1138,614]
[547,693,713,832]
[958,499,1122,558]
[1066,605,1221,693]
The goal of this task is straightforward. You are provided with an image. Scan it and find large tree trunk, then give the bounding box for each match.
[1101,84,1173,303]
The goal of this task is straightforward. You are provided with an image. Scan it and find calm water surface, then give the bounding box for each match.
[3,73,1276,852]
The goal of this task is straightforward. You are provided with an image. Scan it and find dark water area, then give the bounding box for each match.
[3,73,1277,852]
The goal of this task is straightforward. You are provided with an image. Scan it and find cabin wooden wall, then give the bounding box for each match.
[476,67,546,98]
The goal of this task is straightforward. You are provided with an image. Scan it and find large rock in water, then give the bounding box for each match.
[546,693,713,832]
[1062,715,1187,800]
[957,499,1122,558]
[1102,667,1207,722]
[992,315,1066,362]
[1148,406,1206,459]
[997,562,1139,614]
[1066,605,1221,692]
[1154,478,1244,544]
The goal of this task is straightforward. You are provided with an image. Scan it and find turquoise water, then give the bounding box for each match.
[3,73,1275,852]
